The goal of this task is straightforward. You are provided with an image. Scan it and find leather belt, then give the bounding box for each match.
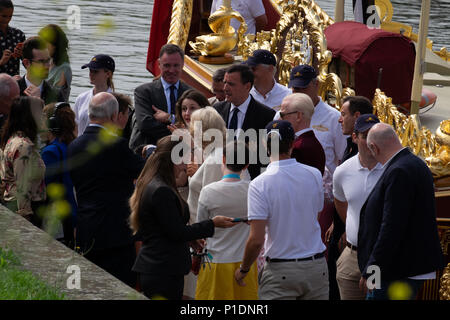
[266,251,325,263]
[346,242,358,251]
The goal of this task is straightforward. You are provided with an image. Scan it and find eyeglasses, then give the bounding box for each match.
[32,58,51,65]
[279,111,297,118]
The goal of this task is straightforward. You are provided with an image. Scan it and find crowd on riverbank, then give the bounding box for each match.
[0,0,445,301]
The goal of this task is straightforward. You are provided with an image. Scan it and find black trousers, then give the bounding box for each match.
[84,244,137,288]
[139,273,184,300]
[327,209,346,300]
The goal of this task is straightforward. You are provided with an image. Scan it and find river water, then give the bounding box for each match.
[10,0,450,104]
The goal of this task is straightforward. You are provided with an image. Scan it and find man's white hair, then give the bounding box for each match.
[88,92,118,120]
[0,73,17,99]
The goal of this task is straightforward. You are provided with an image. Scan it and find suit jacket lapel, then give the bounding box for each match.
[18,77,27,94]
[242,96,256,131]
[153,79,168,112]
[360,148,410,214]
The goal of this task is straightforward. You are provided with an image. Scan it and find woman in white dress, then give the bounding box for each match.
[72,54,115,136]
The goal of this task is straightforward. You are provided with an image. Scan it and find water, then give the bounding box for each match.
[9,0,450,105]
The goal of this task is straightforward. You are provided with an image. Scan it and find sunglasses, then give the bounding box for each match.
[32,58,51,65]
[279,111,297,118]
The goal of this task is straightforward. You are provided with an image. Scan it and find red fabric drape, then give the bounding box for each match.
[146,0,174,76]
[262,0,281,31]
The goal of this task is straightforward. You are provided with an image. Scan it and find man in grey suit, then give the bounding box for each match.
[129,44,191,151]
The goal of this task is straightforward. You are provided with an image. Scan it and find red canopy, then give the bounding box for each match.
[325,21,416,104]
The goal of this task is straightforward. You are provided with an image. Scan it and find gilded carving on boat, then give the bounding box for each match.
[239,0,345,108]
[167,0,193,50]
[188,0,247,57]
[440,263,450,300]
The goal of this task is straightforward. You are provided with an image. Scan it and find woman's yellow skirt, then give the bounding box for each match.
[195,261,258,300]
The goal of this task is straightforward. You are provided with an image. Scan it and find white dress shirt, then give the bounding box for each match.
[228,94,251,131]
[250,82,292,110]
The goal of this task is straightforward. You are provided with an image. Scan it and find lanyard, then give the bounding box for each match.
[222,173,240,180]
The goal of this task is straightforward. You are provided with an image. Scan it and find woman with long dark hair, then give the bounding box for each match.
[169,89,209,131]
[129,135,236,300]
[0,96,46,225]
[39,24,72,102]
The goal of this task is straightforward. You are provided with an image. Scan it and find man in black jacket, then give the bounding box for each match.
[213,64,275,179]
[68,92,145,287]
[358,123,444,300]
[129,43,191,151]
[18,36,62,104]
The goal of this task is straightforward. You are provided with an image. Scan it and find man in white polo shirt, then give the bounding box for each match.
[235,120,328,300]
[247,49,291,111]
[332,114,384,299]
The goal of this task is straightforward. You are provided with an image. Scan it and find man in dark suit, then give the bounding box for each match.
[129,43,191,151]
[68,92,145,288]
[358,123,444,300]
[18,36,62,104]
[213,64,275,179]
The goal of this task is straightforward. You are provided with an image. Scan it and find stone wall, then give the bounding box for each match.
[0,205,147,300]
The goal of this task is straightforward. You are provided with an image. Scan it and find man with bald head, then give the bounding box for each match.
[358,123,444,300]
[0,73,19,128]
[280,93,325,175]
[68,92,145,287]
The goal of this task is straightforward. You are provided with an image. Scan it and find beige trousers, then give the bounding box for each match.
[258,257,329,300]
[336,246,366,300]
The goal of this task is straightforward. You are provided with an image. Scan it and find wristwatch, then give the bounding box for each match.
[167,114,176,124]
[239,264,249,274]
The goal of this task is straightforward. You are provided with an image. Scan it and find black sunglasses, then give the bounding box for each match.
[279,111,297,118]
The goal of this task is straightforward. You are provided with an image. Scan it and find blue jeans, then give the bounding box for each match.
[366,279,425,300]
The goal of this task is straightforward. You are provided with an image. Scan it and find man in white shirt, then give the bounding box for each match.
[289,65,347,175]
[246,49,291,110]
[235,120,328,300]
[332,114,383,300]
[211,0,268,35]
[288,64,347,300]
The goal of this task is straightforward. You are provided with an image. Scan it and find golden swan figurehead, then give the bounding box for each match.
[189,0,247,57]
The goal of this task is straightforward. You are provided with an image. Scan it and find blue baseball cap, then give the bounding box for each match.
[245,49,277,67]
[265,120,295,142]
[354,114,380,133]
[288,65,317,89]
[82,54,115,72]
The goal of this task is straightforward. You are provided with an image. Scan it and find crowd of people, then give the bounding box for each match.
[0,0,445,301]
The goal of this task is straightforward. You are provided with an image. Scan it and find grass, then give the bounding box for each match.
[0,247,65,300]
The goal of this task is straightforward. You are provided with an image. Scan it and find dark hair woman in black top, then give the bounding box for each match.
[129,135,236,300]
